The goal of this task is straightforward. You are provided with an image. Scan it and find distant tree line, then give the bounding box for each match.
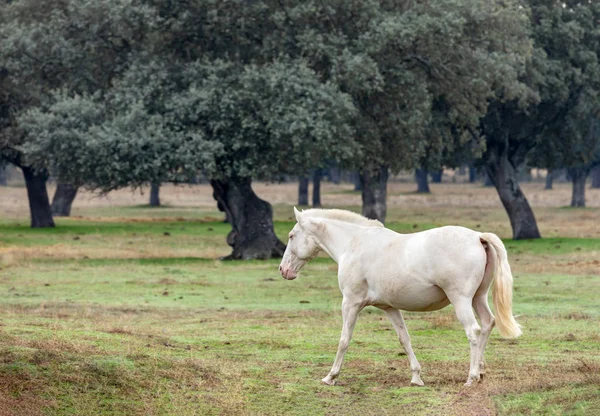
[1,0,600,258]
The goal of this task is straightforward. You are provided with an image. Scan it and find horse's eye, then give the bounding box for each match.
[289,235,294,240]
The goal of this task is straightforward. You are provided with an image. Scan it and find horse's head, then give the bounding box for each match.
[279,207,323,280]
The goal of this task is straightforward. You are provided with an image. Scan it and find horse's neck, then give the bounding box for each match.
[314,220,363,263]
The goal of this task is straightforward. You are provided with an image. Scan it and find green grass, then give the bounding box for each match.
[505,238,600,255]
[0,209,599,415]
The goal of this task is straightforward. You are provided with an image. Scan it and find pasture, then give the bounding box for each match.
[0,182,599,415]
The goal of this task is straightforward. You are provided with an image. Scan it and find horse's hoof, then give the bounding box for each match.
[411,379,424,387]
[464,375,481,387]
[321,377,336,386]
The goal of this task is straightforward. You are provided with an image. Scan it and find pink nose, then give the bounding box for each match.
[279,264,297,280]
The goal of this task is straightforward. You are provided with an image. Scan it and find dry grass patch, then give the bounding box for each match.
[450,385,496,416]
[0,371,51,416]
[419,311,458,331]
[0,244,225,263]
[104,327,135,335]
[65,215,225,223]
[561,312,592,320]
[487,359,596,397]
[507,250,600,276]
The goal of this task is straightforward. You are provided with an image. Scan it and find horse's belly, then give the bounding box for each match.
[370,282,450,312]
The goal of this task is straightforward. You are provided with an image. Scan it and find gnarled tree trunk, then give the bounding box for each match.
[298,175,309,206]
[217,200,230,223]
[415,168,430,193]
[485,142,540,240]
[51,182,78,216]
[360,165,388,223]
[21,166,55,228]
[312,169,322,207]
[568,167,589,207]
[211,178,285,260]
[150,182,160,207]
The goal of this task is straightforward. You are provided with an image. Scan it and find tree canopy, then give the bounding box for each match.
[475,0,600,234]
[1,0,600,247]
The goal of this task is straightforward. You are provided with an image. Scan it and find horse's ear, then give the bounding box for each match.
[293,206,302,223]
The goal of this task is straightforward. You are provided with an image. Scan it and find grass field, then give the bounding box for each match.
[1,181,599,415]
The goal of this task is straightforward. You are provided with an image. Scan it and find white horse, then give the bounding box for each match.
[279,208,521,387]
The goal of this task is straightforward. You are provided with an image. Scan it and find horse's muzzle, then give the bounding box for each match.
[279,265,297,280]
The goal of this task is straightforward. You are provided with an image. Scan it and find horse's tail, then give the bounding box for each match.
[479,233,522,338]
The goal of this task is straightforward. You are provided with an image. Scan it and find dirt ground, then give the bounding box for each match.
[2,178,600,214]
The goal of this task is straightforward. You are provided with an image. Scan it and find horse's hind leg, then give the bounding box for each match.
[383,308,424,386]
[452,297,482,386]
[322,297,361,386]
[472,294,495,375]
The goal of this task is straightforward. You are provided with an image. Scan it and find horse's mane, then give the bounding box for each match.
[300,209,384,228]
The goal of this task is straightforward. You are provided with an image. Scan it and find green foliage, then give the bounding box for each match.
[0,0,159,166]
[533,0,600,168]
[17,92,105,182]
[273,0,532,172]
[172,59,358,179]
[485,0,600,171]
[6,0,595,193]
[3,0,360,188]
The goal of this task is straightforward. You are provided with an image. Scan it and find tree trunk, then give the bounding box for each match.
[468,164,477,183]
[0,165,6,186]
[51,182,78,217]
[150,182,160,206]
[485,142,540,240]
[415,168,430,193]
[568,167,589,207]
[430,169,443,183]
[544,170,553,190]
[298,176,309,206]
[312,169,322,207]
[360,165,388,223]
[217,200,230,223]
[211,178,285,260]
[21,166,55,228]
[590,166,600,189]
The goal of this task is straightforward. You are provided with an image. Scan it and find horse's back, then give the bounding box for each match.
[354,225,485,275]
[401,225,487,283]
[347,225,488,311]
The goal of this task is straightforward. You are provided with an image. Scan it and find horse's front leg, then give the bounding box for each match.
[322,297,362,386]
